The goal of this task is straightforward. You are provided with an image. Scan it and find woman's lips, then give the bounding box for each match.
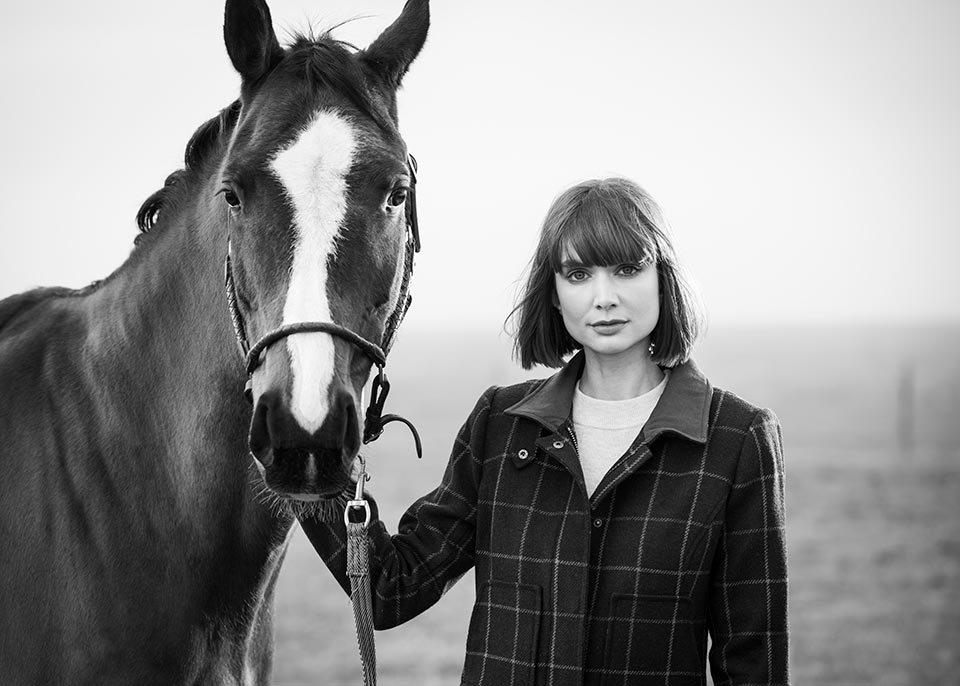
[589,320,627,334]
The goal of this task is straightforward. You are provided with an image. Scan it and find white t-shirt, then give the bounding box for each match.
[572,371,669,498]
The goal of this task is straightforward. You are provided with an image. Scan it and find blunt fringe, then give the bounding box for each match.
[509,177,704,369]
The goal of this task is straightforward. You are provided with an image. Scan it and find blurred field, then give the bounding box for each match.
[271,323,960,685]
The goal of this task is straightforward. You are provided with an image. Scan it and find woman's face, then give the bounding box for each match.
[553,249,660,363]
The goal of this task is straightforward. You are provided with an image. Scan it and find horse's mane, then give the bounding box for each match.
[136,31,387,238]
[0,287,81,332]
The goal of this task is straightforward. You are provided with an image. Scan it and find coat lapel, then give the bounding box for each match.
[503,352,584,434]
[641,359,712,445]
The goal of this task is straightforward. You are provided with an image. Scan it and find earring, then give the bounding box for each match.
[648,341,656,356]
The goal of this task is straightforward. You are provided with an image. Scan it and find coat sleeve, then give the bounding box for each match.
[708,408,789,685]
[299,386,494,630]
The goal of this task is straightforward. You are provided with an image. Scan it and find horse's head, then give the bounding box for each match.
[218,0,428,503]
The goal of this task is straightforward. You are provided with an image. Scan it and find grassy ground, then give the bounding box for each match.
[270,324,960,685]
[787,451,960,683]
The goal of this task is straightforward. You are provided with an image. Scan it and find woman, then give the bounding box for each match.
[302,177,789,685]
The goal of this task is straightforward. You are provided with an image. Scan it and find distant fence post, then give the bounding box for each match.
[897,361,915,457]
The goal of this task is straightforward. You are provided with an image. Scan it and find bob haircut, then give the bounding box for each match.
[510,177,704,369]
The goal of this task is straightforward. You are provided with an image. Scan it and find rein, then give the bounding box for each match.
[223,155,423,686]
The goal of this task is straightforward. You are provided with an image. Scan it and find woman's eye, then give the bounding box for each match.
[620,260,652,276]
[567,270,588,282]
[222,189,241,209]
[387,188,408,208]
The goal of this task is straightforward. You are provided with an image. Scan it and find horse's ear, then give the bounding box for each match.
[361,0,430,90]
[224,0,284,85]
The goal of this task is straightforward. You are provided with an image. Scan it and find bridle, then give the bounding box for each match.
[223,154,422,456]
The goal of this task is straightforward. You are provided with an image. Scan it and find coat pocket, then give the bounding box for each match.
[461,580,541,686]
[601,594,704,686]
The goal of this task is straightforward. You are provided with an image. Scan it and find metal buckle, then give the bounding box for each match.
[344,499,371,528]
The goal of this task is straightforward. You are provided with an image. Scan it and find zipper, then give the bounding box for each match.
[566,423,579,455]
[563,422,588,503]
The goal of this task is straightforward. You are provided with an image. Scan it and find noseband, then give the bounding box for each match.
[223,154,422,456]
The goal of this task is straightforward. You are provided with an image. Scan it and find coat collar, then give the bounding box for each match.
[505,350,712,444]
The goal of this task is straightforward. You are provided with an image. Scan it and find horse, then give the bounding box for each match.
[0,0,428,682]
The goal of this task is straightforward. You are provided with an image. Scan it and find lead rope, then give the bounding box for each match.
[345,457,376,686]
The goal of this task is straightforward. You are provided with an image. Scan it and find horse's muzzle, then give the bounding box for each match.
[248,386,359,498]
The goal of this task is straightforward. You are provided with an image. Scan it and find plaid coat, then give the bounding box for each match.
[302,353,789,685]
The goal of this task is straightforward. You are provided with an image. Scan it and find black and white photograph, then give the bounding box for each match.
[1,1,957,684]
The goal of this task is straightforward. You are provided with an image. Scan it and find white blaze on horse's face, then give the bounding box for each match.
[269,109,356,434]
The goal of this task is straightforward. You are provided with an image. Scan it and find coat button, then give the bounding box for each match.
[593,518,603,528]
[552,440,564,449]
[517,449,529,460]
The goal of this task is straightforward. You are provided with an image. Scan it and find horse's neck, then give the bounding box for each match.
[96,227,235,387]
[80,189,288,546]
[90,214,235,429]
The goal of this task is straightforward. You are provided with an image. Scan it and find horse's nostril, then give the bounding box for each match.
[334,389,360,458]
[249,390,279,467]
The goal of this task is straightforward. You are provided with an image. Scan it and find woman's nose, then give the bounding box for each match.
[593,272,618,309]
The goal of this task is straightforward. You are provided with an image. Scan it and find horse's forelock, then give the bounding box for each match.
[283,33,392,132]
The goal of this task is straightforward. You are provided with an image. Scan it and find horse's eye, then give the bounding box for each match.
[222,189,241,209]
[387,188,408,208]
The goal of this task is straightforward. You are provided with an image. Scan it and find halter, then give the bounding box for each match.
[223,154,422,455]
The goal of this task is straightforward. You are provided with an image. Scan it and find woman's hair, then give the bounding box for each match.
[509,177,704,369]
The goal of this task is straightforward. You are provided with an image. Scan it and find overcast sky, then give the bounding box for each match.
[1,0,958,333]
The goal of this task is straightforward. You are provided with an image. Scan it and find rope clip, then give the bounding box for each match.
[344,456,372,528]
